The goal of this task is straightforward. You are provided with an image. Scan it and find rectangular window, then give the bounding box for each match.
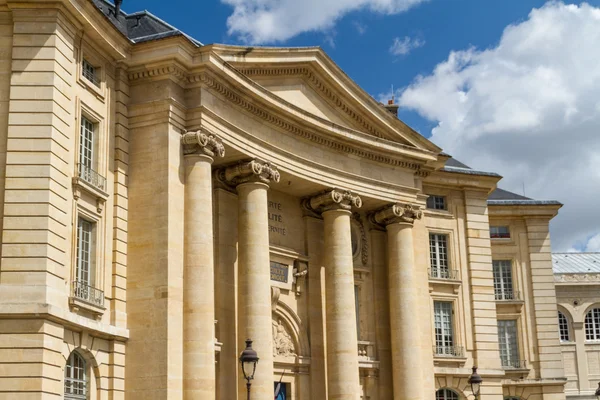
[430,234,449,279]
[354,285,360,338]
[82,59,100,87]
[493,260,515,300]
[498,320,519,368]
[434,301,454,354]
[490,225,510,239]
[426,195,447,210]
[76,218,94,287]
[79,116,94,169]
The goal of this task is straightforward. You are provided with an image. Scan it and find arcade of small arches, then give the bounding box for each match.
[557,305,600,342]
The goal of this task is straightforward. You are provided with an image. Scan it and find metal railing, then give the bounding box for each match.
[428,268,459,280]
[495,290,522,301]
[77,163,106,192]
[72,281,104,308]
[502,359,527,369]
[434,345,465,358]
[82,66,101,87]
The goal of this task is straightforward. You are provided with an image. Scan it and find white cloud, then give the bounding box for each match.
[222,0,427,43]
[398,2,600,252]
[389,36,425,55]
[584,233,600,252]
[353,21,368,35]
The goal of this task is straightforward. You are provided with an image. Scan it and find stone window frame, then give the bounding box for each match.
[492,259,517,301]
[426,194,447,211]
[428,229,459,281]
[76,101,106,178]
[77,39,107,99]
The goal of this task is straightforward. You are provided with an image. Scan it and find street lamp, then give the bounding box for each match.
[239,339,259,400]
[468,366,483,400]
[594,381,600,400]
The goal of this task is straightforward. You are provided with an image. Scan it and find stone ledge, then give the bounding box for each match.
[0,302,129,340]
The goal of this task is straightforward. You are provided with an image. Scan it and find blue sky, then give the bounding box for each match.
[118,0,600,252]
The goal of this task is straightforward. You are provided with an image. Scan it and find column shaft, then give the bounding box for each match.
[238,182,274,399]
[387,223,424,400]
[183,154,216,398]
[323,209,361,400]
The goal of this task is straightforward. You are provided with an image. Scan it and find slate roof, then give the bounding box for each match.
[552,253,600,274]
[91,0,202,46]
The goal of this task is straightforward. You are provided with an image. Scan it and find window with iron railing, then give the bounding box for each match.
[430,234,449,280]
[434,301,460,357]
[493,260,518,300]
[78,116,106,191]
[498,320,522,369]
[73,218,103,308]
[82,59,100,87]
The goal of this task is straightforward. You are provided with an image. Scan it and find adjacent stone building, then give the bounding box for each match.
[554,253,600,399]
[0,0,577,399]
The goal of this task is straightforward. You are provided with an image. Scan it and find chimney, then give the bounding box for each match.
[384,98,399,117]
[114,0,123,16]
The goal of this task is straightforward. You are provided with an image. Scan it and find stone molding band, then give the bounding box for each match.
[217,159,281,186]
[372,203,422,226]
[304,188,362,213]
[181,129,225,158]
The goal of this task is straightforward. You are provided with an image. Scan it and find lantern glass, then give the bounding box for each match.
[242,359,257,380]
[468,366,483,397]
[239,339,259,381]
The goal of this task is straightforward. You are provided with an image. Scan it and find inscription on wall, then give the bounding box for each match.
[268,201,286,236]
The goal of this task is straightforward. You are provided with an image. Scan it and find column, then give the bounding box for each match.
[221,159,280,399]
[182,131,225,399]
[373,203,423,400]
[307,189,362,400]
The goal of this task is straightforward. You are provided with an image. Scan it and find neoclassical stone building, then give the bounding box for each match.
[0,0,574,399]
[554,253,600,399]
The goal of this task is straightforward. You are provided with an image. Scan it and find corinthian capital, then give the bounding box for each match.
[305,189,362,213]
[181,129,225,158]
[372,203,422,226]
[218,159,280,186]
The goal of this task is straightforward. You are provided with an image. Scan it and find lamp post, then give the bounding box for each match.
[239,339,259,400]
[468,366,483,400]
[594,381,600,400]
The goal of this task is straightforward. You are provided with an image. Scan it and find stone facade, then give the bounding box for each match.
[0,1,576,399]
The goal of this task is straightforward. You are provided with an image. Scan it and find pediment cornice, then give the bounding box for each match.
[127,60,438,171]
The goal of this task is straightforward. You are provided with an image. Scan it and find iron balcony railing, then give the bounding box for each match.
[82,67,101,87]
[428,268,459,280]
[495,289,522,301]
[502,359,527,369]
[72,281,104,308]
[77,163,106,192]
[434,345,465,358]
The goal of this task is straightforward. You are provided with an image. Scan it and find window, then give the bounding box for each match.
[76,218,94,287]
[585,308,600,341]
[430,234,449,279]
[436,389,459,400]
[80,116,94,170]
[427,195,447,210]
[498,320,520,368]
[558,311,571,342]
[493,260,516,300]
[354,285,360,338]
[274,382,290,400]
[64,352,87,399]
[82,59,100,87]
[490,226,510,239]
[434,301,454,355]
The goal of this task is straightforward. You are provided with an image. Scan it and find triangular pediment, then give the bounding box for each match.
[208,45,440,154]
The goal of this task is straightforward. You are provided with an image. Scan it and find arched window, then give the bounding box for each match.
[585,308,600,341]
[64,351,87,399]
[558,311,570,342]
[436,388,459,400]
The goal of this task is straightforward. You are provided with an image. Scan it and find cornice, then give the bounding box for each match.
[555,273,600,285]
